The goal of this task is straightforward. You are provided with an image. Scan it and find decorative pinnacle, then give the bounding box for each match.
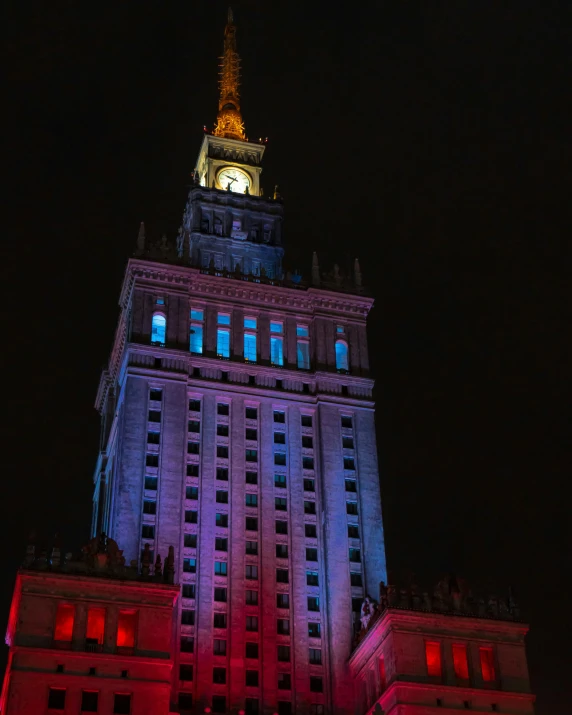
[213,8,246,140]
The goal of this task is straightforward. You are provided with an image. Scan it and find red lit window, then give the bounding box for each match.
[54,603,75,642]
[117,610,137,648]
[425,641,442,677]
[480,646,495,682]
[453,644,469,679]
[86,607,106,645]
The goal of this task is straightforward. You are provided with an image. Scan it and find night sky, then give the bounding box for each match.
[3,1,570,711]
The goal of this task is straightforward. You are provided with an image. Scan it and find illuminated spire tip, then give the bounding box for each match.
[213,8,246,140]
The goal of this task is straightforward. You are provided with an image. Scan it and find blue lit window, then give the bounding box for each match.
[190,325,203,354]
[156,297,165,305]
[218,313,231,326]
[190,308,204,321]
[296,325,309,337]
[217,329,230,358]
[244,317,257,330]
[244,333,257,362]
[270,321,283,333]
[336,325,344,333]
[246,493,258,507]
[151,313,166,345]
[271,336,283,366]
[214,561,228,576]
[335,340,349,372]
[183,558,196,573]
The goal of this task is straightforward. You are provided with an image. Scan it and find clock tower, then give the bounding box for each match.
[178,8,283,280]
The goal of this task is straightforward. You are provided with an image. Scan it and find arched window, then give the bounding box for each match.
[335,340,349,372]
[151,313,166,346]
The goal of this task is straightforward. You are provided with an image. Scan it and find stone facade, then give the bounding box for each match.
[350,604,535,714]
[92,252,387,714]
[0,556,179,715]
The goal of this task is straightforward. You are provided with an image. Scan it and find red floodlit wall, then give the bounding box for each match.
[1,572,180,715]
[116,610,137,648]
[86,607,105,645]
[54,603,75,642]
[379,657,386,690]
[424,641,442,677]
[452,643,469,680]
[480,646,496,681]
[349,610,535,715]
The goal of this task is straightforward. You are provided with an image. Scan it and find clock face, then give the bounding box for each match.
[217,167,251,194]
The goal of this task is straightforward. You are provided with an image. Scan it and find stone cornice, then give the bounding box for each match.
[121,345,375,407]
[19,570,180,603]
[10,644,176,669]
[186,187,283,214]
[380,681,536,703]
[124,258,372,316]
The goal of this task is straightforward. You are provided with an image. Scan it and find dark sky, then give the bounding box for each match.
[3,1,570,711]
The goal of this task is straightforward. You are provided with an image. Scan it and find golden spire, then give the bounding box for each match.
[213,7,246,141]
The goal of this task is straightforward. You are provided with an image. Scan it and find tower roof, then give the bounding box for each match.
[213,7,246,141]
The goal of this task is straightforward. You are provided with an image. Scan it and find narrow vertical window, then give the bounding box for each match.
[480,646,495,682]
[296,325,310,369]
[86,607,106,647]
[54,603,75,642]
[425,641,442,677]
[190,308,204,354]
[117,611,137,649]
[453,644,469,680]
[217,313,231,358]
[270,321,284,366]
[335,339,349,371]
[151,313,166,346]
[244,317,257,362]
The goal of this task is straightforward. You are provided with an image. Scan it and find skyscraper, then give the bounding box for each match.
[92,10,386,715]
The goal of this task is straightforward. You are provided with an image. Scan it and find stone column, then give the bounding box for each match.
[105,606,118,653]
[259,314,270,363]
[73,603,87,649]
[233,307,244,359]
[205,305,218,355]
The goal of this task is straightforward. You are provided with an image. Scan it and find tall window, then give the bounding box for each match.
[151,313,166,346]
[217,313,231,358]
[86,607,105,647]
[335,339,349,371]
[270,321,284,366]
[480,646,496,682]
[296,325,310,369]
[244,317,257,362]
[117,610,137,649]
[54,603,75,642]
[453,644,469,680]
[425,641,442,677]
[190,308,204,354]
